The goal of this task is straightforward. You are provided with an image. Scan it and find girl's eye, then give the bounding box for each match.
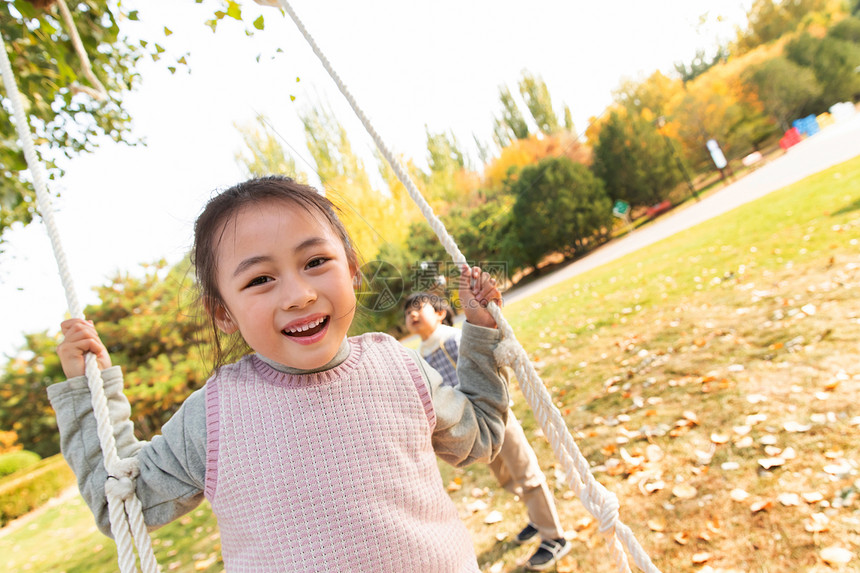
[246,276,272,288]
[306,257,328,269]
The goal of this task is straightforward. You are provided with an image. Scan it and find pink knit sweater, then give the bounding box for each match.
[204,332,479,572]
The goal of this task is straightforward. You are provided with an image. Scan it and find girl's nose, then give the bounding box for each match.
[281,278,316,310]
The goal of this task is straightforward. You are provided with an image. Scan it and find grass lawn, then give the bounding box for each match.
[2,155,859,572]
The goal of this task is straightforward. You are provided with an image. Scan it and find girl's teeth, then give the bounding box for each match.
[291,318,322,333]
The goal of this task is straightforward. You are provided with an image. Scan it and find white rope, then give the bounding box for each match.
[263,2,661,571]
[0,29,159,573]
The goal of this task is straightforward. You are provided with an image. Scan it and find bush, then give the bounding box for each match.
[0,453,75,526]
[0,450,41,478]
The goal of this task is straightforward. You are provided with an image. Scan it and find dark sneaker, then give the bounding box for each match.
[515,523,539,545]
[525,538,572,571]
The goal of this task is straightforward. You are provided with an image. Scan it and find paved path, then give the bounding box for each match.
[505,111,860,305]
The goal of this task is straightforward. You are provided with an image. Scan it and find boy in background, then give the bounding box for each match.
[404,292,571,571]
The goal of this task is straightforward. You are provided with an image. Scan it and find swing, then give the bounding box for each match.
[0,2,661,571]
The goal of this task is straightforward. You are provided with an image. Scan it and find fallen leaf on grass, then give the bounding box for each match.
[750,500,772,513]
[805,513,830,533]
[466,500,488,513]
[447,477,462,492]
[784,421,812,432]
[747,394,768,404]
[710,433,730,444]
[758,457,786,470]
[802,492,824,504]
[692,552,712,564]
[647,517,666,532]
[731,488,750,502]
[640,480,665,495]
[778,493,800,506]
[683,411,700,425]
[672,483,698,499]
[759,435,778,446]
[674,531,690,545]
[824,463,852,475]
[733,425,751,435]
[484,511,503,525]
[734,436,754,448]
[764,445,782,456]
[645,444,664,462]
[820,546,853,565]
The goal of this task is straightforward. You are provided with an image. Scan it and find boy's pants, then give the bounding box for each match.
[488,410,564,541]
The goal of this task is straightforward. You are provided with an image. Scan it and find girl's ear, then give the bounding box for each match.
[208,299,238,334]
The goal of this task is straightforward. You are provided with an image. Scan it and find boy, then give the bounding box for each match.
[404,292,571,571]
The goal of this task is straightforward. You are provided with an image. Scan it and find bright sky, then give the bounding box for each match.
[0,0,754,358]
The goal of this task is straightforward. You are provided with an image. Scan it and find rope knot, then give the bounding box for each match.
[105,457,140,501]
[493,337,520,368]
[596,490,621,533]
[105,475,136,501]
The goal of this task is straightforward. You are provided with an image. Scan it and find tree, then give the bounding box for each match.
[591,109,685,209]
[492,86,530,148]
[482,132,591,193]
[0,259,211,453]
[613,71,685,119]
[518,71,561,135]
[734,0,831,55]
[743,56,822,129]
[507,157,612,273]
[1,0,275,247]
[829,15,860,42]
[674,47,730,84]
[234,114,308,180]
[0,330,66,457]
[424,128,471,204]
[0,0,147,244]
[300,104,407,261]
[785,31,860,111]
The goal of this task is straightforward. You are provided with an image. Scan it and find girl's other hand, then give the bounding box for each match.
[57,319,112,378]
[459,265,502,329]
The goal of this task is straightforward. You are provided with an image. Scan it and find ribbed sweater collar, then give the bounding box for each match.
[251,338,359,387]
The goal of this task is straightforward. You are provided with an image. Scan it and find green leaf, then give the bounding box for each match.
[128,10,140,21]
[253,15,265,30]
[164,27,173,37]
[168,66,176,74]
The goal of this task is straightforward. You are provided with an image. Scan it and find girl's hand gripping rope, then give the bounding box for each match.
[57,319,112,378]
[458,265,502,329]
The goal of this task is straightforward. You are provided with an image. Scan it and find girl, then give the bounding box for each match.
[50,176,509,572]
[404,293,570,572]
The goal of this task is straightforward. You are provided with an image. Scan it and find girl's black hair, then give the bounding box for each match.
[403,291,454,326]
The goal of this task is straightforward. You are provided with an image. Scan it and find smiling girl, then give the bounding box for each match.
[50,176,509,572]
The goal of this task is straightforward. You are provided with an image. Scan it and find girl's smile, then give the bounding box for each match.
[212,199,357,369]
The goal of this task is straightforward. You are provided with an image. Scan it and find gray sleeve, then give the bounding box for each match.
[408,322,509,467]
[47,367,209,537]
